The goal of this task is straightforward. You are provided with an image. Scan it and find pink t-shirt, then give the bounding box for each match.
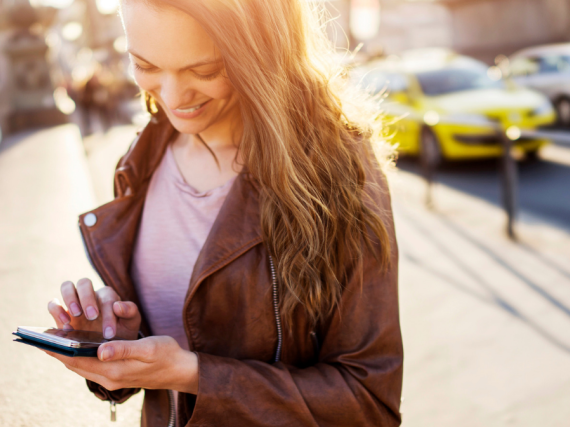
[131,143,237,351]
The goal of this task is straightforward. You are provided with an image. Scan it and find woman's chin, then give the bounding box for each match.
[168,115,210,135]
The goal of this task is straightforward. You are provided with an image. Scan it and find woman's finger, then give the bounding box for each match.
[113,301,141,329]
[97,287,120,339]
[47,298,72,329]
[43,351,111,386]
[75,278,99,321]
[60,281,82,317]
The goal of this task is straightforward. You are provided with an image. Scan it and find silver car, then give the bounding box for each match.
[507,43,570,126]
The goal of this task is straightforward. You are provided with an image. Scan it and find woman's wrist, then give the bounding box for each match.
[170,349,199,394]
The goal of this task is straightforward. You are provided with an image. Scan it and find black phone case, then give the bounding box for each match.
[12,332,99,357]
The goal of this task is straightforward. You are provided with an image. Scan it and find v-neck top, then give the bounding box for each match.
[130,143,237,351]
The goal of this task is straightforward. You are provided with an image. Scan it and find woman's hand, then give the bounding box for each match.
[47,278,141,340]
[44,336,199,394]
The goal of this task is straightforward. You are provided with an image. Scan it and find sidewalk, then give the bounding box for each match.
[0,125,142,426]
[394,170,570,426]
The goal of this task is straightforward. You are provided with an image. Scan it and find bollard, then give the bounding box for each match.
[418,123,520,238]
[498,128,518,240]
[420,127,437,209]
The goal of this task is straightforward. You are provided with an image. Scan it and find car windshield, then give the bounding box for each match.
[415,67,504,96]
[359,71,409,95]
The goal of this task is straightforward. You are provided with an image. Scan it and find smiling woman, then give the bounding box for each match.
[44,0,403,426]
[122,2,240,141]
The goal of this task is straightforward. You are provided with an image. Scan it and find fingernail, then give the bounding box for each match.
[114,301,123,315]
[104,326,114,339]
[59,313,71,325]
[70,302,82,317]
[86,306,98,320]
[100,346,114,361]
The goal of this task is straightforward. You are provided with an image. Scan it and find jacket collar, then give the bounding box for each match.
[114,116,178,196]
[188,168,263,295]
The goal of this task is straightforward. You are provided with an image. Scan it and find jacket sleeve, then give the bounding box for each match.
[187,168,403,426]
[86,381,141,404]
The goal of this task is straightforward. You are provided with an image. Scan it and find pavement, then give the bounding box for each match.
[393,170,570,427]
[0,125,142,426]
[1,124,569,426]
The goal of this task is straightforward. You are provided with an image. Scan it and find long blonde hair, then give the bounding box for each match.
[139,0,392,328]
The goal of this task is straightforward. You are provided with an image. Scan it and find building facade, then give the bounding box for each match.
[441,0,570,63]
[326,0,570,64]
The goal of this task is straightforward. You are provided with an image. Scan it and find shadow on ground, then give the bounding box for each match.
[396,155,570,231]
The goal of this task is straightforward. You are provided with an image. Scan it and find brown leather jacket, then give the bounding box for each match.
[79,116,403,427]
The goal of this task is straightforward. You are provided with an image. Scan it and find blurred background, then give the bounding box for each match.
[1,0,569,426]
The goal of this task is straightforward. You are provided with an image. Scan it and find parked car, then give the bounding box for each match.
[506,43,570,126]
[355,49,556,165]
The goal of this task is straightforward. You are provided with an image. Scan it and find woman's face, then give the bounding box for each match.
[120,2,240,135]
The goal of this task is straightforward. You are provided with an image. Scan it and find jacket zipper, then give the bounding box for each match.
[110,400,117,422]
[167,389,176,427]
[269,255,282,363]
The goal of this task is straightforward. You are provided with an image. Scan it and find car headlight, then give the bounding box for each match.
[531,101,554,117]
[441,113,495,127]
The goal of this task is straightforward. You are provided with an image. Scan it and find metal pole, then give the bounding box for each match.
[420,129,436,209]
[422,155,434,208]
[498,130,518,240]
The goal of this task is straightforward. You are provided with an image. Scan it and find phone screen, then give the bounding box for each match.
[17,327,109,348]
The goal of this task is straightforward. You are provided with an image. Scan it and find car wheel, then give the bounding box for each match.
[420,127,443,170]
[555,97,570,127]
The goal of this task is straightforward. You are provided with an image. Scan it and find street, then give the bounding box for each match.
[398,140,570,233]
[1,124,570,426]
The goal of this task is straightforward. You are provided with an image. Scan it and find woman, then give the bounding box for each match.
[45,0,403,425]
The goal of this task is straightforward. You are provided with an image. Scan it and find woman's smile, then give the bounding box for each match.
[170,99,212,119]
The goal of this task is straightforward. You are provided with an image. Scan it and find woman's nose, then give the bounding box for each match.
[159,74,196,110]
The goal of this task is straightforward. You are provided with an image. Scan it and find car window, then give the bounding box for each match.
[509,57,540,77]
[510,55,570,76]
[360,71,409,95]
[415,67,504,96]
[537,55,570,74]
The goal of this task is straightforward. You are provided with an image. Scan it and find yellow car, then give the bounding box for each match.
[357,49,556,164]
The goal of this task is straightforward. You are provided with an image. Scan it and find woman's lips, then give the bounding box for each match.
[170,99,212,119]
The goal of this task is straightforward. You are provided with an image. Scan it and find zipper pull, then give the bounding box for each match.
[110,401,117,422]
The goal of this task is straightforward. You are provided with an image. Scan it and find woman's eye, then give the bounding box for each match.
[193,70,221,81]
[132,61,221,80]
[133,62,156,73]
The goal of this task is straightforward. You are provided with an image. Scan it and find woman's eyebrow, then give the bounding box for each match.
[128,50,222,71]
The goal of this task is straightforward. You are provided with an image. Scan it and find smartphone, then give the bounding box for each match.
[12,326,110,357]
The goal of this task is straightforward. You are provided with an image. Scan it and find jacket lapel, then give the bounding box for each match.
[184,170,264,304]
